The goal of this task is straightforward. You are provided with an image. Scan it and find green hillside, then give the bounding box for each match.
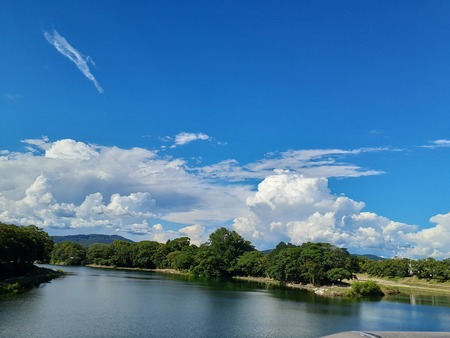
[52,234,134,246]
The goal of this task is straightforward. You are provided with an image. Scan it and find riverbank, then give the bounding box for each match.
[75,265,450,297]
[234,274,450,297]
[232,276,349,296]
[85,265,347,296]
[0,265,63,297]
[85,264,190,275]
[355,273,450,295]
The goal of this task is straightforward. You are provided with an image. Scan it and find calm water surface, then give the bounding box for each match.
[1,266,450,337]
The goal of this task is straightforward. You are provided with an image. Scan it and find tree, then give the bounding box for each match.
[166,237,190,252]
[151,243,170,269]
[192,244,225,278]
[109,240,134,267]
[51,241,86,265]
[167,245,198,271]
[235,251,268,277]
[412,258,450,281]
[326,268,353,283]
[0,223,22,263]
[86,243,112,266]
[298,242,354,285]
[193,228,254,277]
[0,223,54,264]
[22,225,54,263]
[267,246,296,283]
[131,241,161,269]
[266,242,356,286]
[266,242,298,282]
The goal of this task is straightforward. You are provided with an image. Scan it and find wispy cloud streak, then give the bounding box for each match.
[420,139,450,149]
[44,29,104,93]
[195,147,390,181]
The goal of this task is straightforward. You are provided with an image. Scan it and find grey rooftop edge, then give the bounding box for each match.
[322,332,450,338]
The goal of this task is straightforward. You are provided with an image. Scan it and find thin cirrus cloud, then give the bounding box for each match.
[44,29,104,93]
[420,139,450,149]
[195,147,388,182]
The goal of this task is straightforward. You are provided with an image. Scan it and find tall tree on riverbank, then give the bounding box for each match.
[51,241,86,265]
[193,227,254,277]
[0,223,53,265]
[266,242,355,285]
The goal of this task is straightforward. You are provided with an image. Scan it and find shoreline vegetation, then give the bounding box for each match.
[0,265,63,297]
[85,264,190,275]
[2,223,450,299]
[234,274,450,297]
[82,264,450,298]
[0,223,62,297]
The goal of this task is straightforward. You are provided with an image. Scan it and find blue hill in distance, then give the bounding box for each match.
[52,234,134,247]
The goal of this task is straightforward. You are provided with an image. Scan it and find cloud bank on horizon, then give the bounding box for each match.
[44,29,104,93]
[1,137,450,259]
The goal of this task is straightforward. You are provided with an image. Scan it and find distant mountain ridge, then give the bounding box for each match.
[52,234,134,246]
[355,254,386,261]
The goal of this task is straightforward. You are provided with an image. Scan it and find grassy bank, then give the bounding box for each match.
[234,274,450,298]
[85,264,190,275]
[0,264,63,297]
[355,273,450,295]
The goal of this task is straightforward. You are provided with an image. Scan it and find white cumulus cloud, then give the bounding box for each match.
[45,139,100,160]
[232,172,449,258]
[0,138,250,240]
[171,132,210,148]
[178,224,210,246]
[1,137,449,258]
[403,212,450,258]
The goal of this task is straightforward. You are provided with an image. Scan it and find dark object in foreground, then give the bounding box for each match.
[322,331,450,338]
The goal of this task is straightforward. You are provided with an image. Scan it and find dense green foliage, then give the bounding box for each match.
[192,228,254,277]
[0,223,60,295]
[358,256,450,282]
[77,228,254,278]
[86,243,112,266]
[235,251,268,277]
[3,221,450,291]
[51,242,86,265]
[0,223,53,265]
[50,228,359,286]
[266,241,356,285]
[349,281,384,297]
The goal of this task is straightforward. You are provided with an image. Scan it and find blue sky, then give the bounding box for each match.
[1,1,450,258]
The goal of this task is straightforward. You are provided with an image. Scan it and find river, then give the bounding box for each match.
[1,266,449,337]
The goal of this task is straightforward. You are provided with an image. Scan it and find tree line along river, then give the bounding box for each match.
[1,265,450,338]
